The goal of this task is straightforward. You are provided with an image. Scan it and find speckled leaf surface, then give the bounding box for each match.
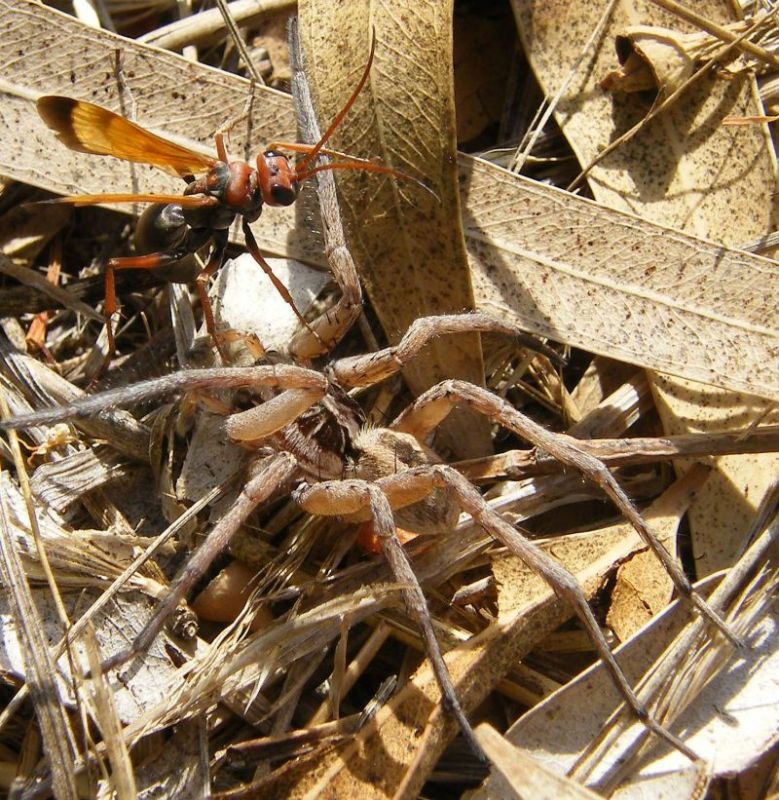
[511,0,777,239]
[511,0,779,579]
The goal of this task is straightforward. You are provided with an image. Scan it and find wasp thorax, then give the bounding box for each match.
[222,161,262,218]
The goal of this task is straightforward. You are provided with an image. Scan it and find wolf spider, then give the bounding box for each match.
[2,28,737,763]
[2,297,738,761]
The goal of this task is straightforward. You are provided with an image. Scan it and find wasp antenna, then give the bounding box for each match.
[296,30,377,175]
[267,141,378,163]
[295,161,439,203]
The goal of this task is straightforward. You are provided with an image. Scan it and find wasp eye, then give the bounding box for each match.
[270,183,297,206]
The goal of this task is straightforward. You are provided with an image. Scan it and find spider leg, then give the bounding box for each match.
[0,364,327,430]
[328,312,559,388]
[391,379,740,647]
[290,242,362,361]
[288,31,363,362]
[373,463,699,760]
[293,478,485,761]
[100,452,297,673]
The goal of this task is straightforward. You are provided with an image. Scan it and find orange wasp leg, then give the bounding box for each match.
[193,228,230,360]
[104,232,226,360]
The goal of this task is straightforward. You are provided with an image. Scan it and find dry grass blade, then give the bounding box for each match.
[82,625,137,800]
[0,472,79,798]
[139,0,294,51]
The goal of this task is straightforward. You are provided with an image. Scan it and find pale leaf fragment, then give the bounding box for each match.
[476,723,602,800]
[212,254,330,355]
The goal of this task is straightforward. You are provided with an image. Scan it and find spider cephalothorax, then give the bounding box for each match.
[244,381,459,534]
[343,426,459,535]
[273,384,364,480]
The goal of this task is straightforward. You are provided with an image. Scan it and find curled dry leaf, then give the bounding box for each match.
[512,0,777,236]
[601,23,753,95]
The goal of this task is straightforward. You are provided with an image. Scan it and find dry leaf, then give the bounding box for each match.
[511,0,777,235]
[0,589,186,722]
[476,723,602,800]
[602,24,752,95]
[461,157,779,399]
[510,0,779,616]
[483,556,778,798]
[298,0,491,458]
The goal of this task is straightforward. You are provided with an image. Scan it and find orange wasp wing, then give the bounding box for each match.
[37,96,216,178]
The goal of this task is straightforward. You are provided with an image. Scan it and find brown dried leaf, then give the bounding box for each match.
[462,157,779,399]
[509,0,779,594]
[297,0,491,458]
[602,24,750,95]
[607,533,677,643]
[485,541,778,798]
